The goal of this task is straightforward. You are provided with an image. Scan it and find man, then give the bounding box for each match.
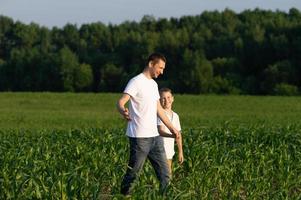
[117,52,180,195]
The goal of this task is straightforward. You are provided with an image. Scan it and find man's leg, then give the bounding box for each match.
[148,136,170,193]
[120,137,152,195]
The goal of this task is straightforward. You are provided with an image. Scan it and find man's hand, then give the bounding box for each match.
[117,94,131,121]
[170,128,180,139]
[122,108,131,121]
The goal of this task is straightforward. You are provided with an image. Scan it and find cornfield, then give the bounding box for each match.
[1,125,300,199]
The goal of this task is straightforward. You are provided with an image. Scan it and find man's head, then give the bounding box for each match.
[159,87,174,110]
[146,53,166,79]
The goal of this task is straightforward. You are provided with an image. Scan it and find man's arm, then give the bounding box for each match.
[157,101,180,138]
[158,125,176,138]
[117,93,131,121]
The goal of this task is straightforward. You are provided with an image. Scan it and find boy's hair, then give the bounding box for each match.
[159,87,173,96]
[147,52,166,65]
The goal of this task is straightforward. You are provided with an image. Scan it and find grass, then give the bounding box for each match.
[1,92,301,129]
[0,92,122,130]
[174,94,301,127]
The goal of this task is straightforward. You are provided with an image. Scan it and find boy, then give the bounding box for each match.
[157,87,184,176]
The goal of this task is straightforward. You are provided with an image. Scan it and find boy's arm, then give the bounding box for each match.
[176,132,184,164]
[117,93,131,121]
[157,101,180,139]
[158,125,176,138]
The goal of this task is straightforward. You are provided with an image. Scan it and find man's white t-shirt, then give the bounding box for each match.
[157,111,181,159]
[124,73,160,138]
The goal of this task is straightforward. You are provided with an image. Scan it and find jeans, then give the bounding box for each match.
[120,136,170,195]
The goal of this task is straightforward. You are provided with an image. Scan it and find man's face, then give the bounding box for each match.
[160,91,174,109]
[150,59,165,79]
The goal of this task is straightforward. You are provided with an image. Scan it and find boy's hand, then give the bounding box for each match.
[178,152,184,164]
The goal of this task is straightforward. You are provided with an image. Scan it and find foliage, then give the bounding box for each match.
[273,83,299,96]
[0,125,300,199]
[0,9,301,94]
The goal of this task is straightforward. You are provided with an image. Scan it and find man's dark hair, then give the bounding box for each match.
[147,52,166,65]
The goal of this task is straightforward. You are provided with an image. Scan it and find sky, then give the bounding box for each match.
[0,0,301,28]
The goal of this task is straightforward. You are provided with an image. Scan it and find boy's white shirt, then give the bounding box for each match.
[157,110,181,159]
[124,73,160,138]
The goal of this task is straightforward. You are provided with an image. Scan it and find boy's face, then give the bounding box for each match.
[160,91,174,109]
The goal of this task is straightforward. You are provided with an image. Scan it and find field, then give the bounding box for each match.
[0,93,301,199]
[1,92,301,129]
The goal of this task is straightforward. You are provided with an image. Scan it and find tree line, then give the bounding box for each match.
[0,8,301,95]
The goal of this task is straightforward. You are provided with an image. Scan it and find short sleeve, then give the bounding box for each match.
[154,82,160,100]
[124,78,138,97]
[175,114,181,131]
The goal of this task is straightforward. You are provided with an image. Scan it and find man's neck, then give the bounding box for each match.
[142,68,152,79]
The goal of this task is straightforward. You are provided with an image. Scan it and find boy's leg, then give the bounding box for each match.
[148,136,170,193]
[120,137,152,195]
[167,159,173,178]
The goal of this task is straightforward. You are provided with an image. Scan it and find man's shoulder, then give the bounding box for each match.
[133,73,157,86]
[127,73,143,85]
[131,73,144,81]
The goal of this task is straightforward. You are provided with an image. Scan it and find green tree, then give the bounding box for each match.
[0,16,14,59]
[273,83,299,96]
[100,63,125,92]
[62,23,80,52]
[12,22,39,48]
[1,9,301,94]
[74,63,93,91]
[261,60,296,94]
[211,76,240,94]
[177,49,213,94]
[56,47,80,91]
[0,59,6,90]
